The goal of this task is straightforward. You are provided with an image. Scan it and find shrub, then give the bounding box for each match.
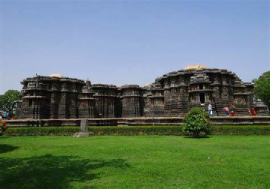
[1,121,8,136]
[4,126,183,136]
[4,127,80,136]
[3,125,270,136]
[212,126,270,135]
[182,108,212,137]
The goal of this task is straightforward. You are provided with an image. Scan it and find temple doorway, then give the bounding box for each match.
[200,93,205,104]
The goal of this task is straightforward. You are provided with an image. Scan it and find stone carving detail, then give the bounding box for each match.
[234,96,247,105]
[190,73,209,84]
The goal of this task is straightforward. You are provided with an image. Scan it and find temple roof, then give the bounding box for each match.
[184,65,207,70]
[49,74,64,78]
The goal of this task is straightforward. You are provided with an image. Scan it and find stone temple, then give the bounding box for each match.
[15,65,257,119]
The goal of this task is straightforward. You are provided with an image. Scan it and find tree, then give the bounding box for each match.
[182,108,212,138]
[253,71,270,109]
[0,90,20,112]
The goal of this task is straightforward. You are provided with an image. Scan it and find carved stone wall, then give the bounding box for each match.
[91,84,118,118]
[15,67,256,119]
[146,68,254,116]
[78,80,96,118]
[121,85,143,117]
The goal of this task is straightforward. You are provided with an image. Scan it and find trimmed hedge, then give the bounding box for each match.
[212,126,270,135]
[3,126,182,136]
[4,127,80,136]
[3,125,270,136]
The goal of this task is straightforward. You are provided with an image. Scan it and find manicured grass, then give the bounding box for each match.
[0,136,269,188]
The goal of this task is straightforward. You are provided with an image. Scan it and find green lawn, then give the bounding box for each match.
[0,136,269,188]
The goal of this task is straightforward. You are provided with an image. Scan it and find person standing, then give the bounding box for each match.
[2,111,7,120]
[208,103,213,117]
[250,107,256,116]
[223,106,229,116]
[229,104,235,117]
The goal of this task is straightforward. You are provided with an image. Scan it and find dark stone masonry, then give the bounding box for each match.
[15,65,267,119]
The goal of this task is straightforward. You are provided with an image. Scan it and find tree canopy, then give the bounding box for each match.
[253,71,270,109]
[0,90,20,112]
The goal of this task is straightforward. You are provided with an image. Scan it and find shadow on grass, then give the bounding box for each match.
[183,136,210,139]
[0,154,130,189]
[0,144,19,153]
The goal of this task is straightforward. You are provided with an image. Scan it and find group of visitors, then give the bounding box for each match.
[223,104,235,117]
[207,103,257,117]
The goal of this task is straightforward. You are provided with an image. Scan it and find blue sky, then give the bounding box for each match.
[0,0,269,94]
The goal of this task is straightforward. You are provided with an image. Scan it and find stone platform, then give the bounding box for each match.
[5,116,270,127]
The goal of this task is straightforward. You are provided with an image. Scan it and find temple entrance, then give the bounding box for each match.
[200,93,205,104]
